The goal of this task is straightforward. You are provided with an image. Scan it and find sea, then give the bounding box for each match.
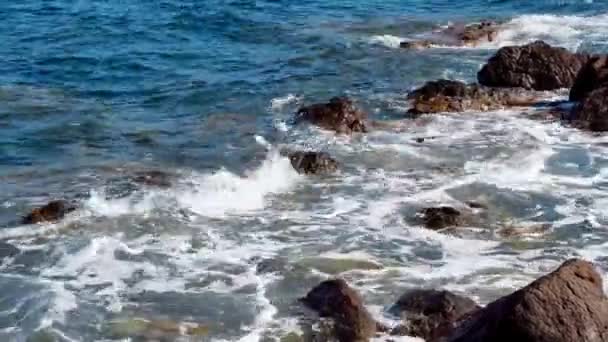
[1,0,608,341]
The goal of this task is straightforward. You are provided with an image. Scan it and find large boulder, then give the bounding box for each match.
[300,279,378,342]
[570,56,608,101]
[296,97,368,134]
[22,200,76,224]
[408,80,538,114]
[447,259,608,342]
[288,151,338,175]
[478,41,589,90]
[390,289,479,341]
[401,21,501,49]
[570,86,608,132]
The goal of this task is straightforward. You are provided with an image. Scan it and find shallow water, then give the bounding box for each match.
[2,0,608,341]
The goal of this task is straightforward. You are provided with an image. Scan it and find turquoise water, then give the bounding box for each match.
[1,1,608,341]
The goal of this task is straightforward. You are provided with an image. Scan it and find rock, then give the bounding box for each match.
[298,257,383,274]
[132,170,172,188]
[288,151,338,175]
[0,241,20,259]
[296,97,368,134]
[447,259,608,342]
[400,40,434,50]
[478,41,589,90]
[570,55,608,101]
[571,86,608,132]
[22,200,76,224]
[389,289,480,341]
[300,279,378,342]
[420,207,461,230]
[107,318,209,339]
[401,21,501,49]
[407,80,538,114]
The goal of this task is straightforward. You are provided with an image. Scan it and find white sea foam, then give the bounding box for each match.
[270,94,301,111]
[368,34,405,49]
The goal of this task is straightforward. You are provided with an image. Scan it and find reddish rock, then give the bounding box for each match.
[571,86,608,132]
[478,41,589,90]
[420,207,461,230]
[570,55,608,101]
[390,289,479,341]
[301,279,378,342]
[22,200,76,224]
[447,259,608,342]
[400,21,501,49]
[296,97,368,134]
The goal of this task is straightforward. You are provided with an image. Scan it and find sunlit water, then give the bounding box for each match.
[1,1,608,341]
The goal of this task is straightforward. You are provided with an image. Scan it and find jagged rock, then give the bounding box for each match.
[447,259,608,342]
[478,41,589,90]
[22,200,76,224]
[389,289,480,342]
[296,97,368,134]
[301,279,378,342]
[400,21,501,49]
[570,55,608,101]
[407,80,538,114]
[288,151,338,175]
[571,86,608,132]
[419,207,461,230]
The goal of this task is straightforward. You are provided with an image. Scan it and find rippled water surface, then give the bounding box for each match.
[2,0,608,341]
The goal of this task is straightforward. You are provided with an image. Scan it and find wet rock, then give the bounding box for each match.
[447,259,608,342]
[570,55,608,101]
[420,207,461,230]
[407,80,538,114]
[571,86,608,132]
[288,151,338,175]
[301,279,378,342]
[132,170,172,188]
[0,241,20,259]
[478,41,589,90]
[107,318,209,339]
[296,97,368,134]
[389,289,480,342]
[298,257,383,274]
[255,257,288,274]
[22,200,76,224]
[400,40,434,50]
[401,21,500,49]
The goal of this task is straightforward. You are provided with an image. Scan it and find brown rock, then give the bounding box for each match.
[390,289,479,342]
[401,21,501,49]
[570,86,608,132]
[420,207,461,230]
[288,151,338,175]
[570,55,608,101]
[296,97,368,134]
[407,80,538,114]
[478,41,590,90]
[447,259,608,342]
[300,279,378,342]
[400,40,434,50]
[22,200,76,224]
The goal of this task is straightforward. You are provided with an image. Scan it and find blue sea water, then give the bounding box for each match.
[1,0,608,341]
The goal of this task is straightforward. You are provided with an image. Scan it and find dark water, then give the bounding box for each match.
[1,1,608,341]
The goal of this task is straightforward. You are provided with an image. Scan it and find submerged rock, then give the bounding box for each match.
[298,257,383,274]
[571,86,608,132]
[107,318,209,339]
[131,170,173,188]
[419,207,461,230]
[390,289,479,342]
[400,21,501,49]
[301,279,378,342]
[570,55,608,101]
[22,200,76,224]
[296,97,368,134]
[447,259,608,342]
[407,79,538,114]
[478,41,589,90]
[0,241,20,259]
[288,151,338,175]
